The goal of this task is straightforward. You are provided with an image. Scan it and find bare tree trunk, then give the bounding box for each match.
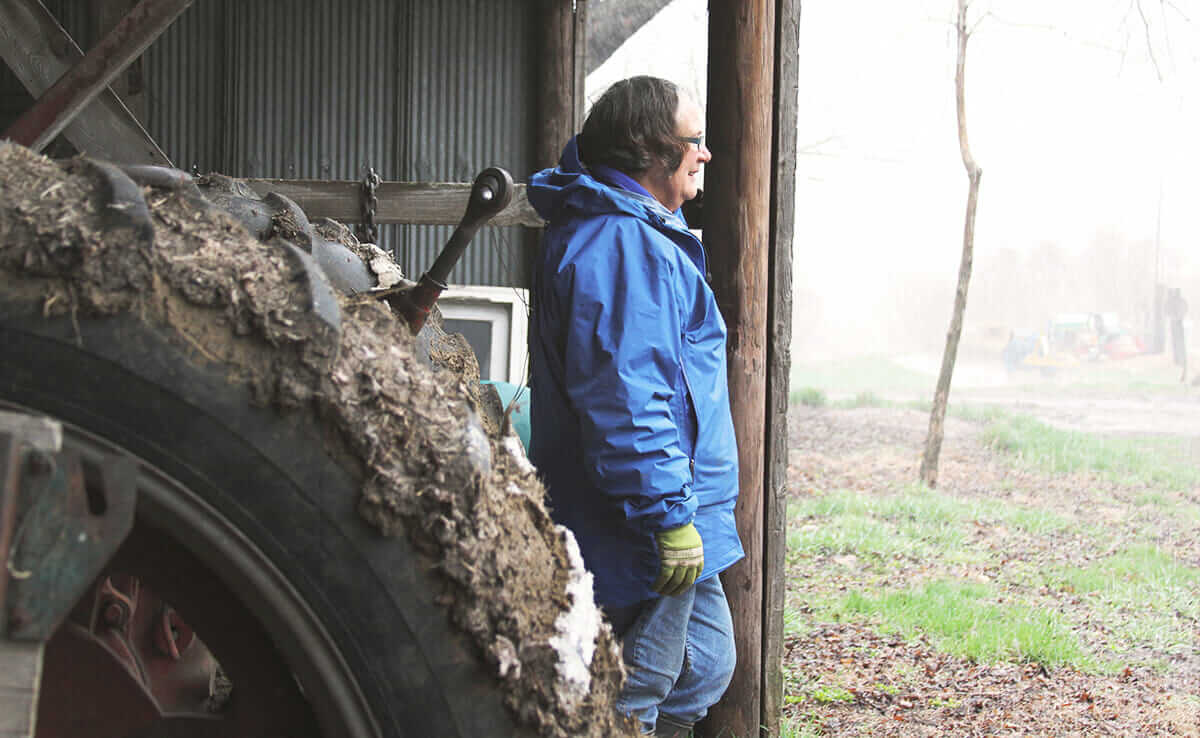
[919,0,982,487]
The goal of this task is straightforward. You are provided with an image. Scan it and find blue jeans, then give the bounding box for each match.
[612,576,737,734]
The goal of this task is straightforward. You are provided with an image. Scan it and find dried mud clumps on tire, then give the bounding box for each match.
[148,185,340,407]
[333,301,632,736]
[0,144,153,315]
[0,144,634,737]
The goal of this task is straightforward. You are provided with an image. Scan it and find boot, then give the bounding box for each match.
[655,714,693,738]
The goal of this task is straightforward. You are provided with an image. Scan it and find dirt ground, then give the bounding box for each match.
[783,400,1200,737]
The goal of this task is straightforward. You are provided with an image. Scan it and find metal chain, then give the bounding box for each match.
[359,166,381,245]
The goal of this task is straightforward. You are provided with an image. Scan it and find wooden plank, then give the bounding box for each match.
[761,0,801,735]
[701,1,776,736]
[0,641,43,738]
[242,179,544,228]
[0,0,169,164]
[4,0,192,152]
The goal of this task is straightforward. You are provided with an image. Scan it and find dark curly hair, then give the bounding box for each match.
[577,76,686,177]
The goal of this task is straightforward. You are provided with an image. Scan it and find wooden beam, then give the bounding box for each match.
[90,0,148,124]
[701,1,775,737]
[0,0,168,164]
[3,0,192,152]
[530,0,584,287]
[534,0,582,170]
[761,0,801,735]
[243,179,544,228]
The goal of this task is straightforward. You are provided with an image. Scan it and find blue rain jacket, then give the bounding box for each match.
[527,138,744,609]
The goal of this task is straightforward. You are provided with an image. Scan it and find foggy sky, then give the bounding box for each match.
[588,0,1200,358]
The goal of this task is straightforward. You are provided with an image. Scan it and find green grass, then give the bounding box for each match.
[1133,491,1171,508]
[778,712,824,738]
[788,505,908,561]
[947,403,1008,423]
[1058,544,1200,593]
[791,386,828,407]
[790,483,1198,672]
[791,384,891,409]
[1053,545,1200,656]
[836,580,1091,668]
[788,487,1072,567]
[809,685,855,704]
[783,605,806,638]
[832,391,886,409]
[978,412,1200,489]
[783,371,1200,724]
[787,487,1097,669]
[790,355,932,400]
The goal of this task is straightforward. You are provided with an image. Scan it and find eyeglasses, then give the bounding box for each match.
[678,134,704,149]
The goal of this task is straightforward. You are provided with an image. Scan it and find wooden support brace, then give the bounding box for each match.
[0,0,169,164]
[243,179,544,228]
[3,0,191,154]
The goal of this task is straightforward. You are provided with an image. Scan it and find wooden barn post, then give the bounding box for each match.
[761,0,800,734]
[534,0,585,170]
[700,1,776,736]
[530,0,585,287]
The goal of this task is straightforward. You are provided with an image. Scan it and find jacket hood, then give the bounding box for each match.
[528,137,685,228]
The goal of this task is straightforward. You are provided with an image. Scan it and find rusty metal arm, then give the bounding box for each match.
[381,168,515,333]
[3,0,192,155]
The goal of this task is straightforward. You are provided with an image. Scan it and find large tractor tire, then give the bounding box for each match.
[0,310,524,738]
[0,144,629,738]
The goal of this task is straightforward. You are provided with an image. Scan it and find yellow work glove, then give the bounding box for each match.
[653,522,704,596]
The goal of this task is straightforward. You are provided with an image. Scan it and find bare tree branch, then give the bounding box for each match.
[920,0,982,488]
[1159,0,1176,74]
[1118,0,1137,74]
[1161,0,1192,24]
[968,11,988,37]
[981,12,1128,55]
[1136,0,1165,80]
[955,2,980,177]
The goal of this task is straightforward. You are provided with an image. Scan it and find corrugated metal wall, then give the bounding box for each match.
[221,0,402,182]
[42,1,90,47]
[145,0,227,174]
[399,2,534,290]
[31,0,535,289]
